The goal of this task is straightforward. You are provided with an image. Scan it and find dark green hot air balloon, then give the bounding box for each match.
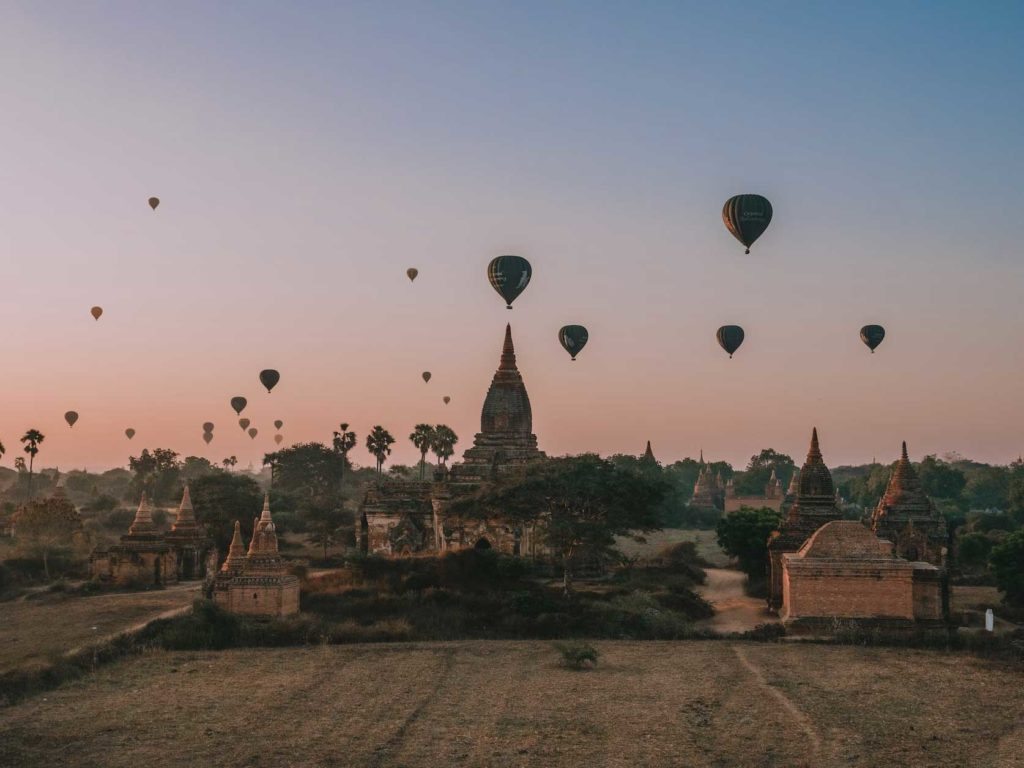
[860,324,885,353]
[259,369,280,393]
[722,194,773,254]
[716,325,745,358]
[558,325,589,361]
[230,396,247,415]
[239,418,251,431]
[487,255,532,309]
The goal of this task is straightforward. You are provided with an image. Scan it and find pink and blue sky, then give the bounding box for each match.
[1,2,1021,471]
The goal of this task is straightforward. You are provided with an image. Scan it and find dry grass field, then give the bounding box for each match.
[615,528,729,567]
[0,583,199,674]
[1,640,1021,768]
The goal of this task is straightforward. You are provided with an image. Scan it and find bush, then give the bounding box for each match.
[554,641,599,670]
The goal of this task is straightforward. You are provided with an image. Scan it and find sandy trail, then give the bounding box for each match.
[697,568,777,634]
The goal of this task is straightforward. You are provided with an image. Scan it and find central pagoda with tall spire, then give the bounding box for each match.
[871,442,947,566]
[767,428,842,612]
[455,324,544,481]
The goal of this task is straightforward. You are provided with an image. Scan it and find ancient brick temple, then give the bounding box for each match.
[214,495,299,617]
[767,429,842,613]
[163,486,212,579]
[688,453,724,516]
[724,467,785,514]
[781,520,944,631]
[90,493,178,587]
[360,324,547,556]
[870,442,948,566]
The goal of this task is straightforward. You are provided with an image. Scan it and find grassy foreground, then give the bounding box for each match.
[1,640,1022,768]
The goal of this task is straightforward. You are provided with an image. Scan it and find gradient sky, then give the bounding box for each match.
[1,1,1022,472]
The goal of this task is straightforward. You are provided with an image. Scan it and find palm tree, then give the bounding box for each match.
[409,424,436,480]
[20,429,45,501]
[365,426,395,477]
[431,425,458,467]
[332,423,357,482]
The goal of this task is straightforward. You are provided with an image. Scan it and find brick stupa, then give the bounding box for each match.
[767,428,842,612]
[870,442,947,566]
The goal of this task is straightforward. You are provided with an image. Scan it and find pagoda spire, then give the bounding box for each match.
[499,324,517,371]
[171,485,196,529]
[128,493,155,535]
[901,441,909,462]
[642,441,656,463]
[807,428,822,463]
[259,493,273,524]
[221,521,246,572]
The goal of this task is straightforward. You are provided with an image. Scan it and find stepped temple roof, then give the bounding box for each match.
[870,442,947,564]
[772,428,841,548]
[456,324,544,480]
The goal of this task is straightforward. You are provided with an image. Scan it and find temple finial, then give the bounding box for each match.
[260,493,272,522]
[901,441,909,462]
[499,324,517,371]
[807,428,821,462]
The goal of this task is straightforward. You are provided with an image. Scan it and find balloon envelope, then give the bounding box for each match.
[422,371,431,383]
[722,195,773,253]
[239,418,251,430]
[248,428,258,439]
[860,324,886,352]
[148,197,160,210]
[202,432,213,445]
[487,255,532,309]
[230,396,247,415]
[274,420,283,430]
[90,306,103,321]
[407,268,418,282]
[274,434,284,445]
[125,428,135,440]
[443,396,451,405]
[64,411,79,427]
[259,369,280,393]
[716,325,745,358]
[202,422,215,433]
[558,325,589,360]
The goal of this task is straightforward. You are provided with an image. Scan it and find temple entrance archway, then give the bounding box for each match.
[474,537,492,550]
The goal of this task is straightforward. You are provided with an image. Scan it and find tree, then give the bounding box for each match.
[128,448,181,504]
[0,439,5,463]
[304,498,348,560]
[956,531,993,571]
[189,472,263,551]
[332,424,357,482]
[181,456,217,485]
[19,429,45,501]
[430,425,458,467]
[715,506,782,578]
[1009,476,1024,527]
[449,454,667,594]
[732,449,795,496]
[222,456,238,471]
[12,494,82,579]
[366,426,395,476]
[990,529,1024,607]
[964,466,1010,511]
[409,424,436,480]
[918,456,967,501]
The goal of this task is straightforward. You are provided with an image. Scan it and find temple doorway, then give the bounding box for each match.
[474,537,492,550]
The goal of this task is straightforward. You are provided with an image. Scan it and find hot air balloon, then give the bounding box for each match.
[422,371,431,383]
[487,255,532,309]
[716,325,745,358]
[202,422,214,433]
[203,432,213,445]
[860,325,886,353]
[90,306,103,321]
[443,396,451,405]
[230,397,247,415]
[148,197,160,210]
[407,268,418,282]
[558,325,589,361]
[274,434,284,445]
[125,428,135,440]
[274,420,283,430]
[239,418,251,431]
[259,369,280,393]
[722,194,773,254]
[248,427,258,440]
[64,411,79,428]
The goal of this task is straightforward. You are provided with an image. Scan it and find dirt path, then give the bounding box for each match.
[697,568,777,634]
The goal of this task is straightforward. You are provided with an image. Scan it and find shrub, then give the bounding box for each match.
[554,641,599,670]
